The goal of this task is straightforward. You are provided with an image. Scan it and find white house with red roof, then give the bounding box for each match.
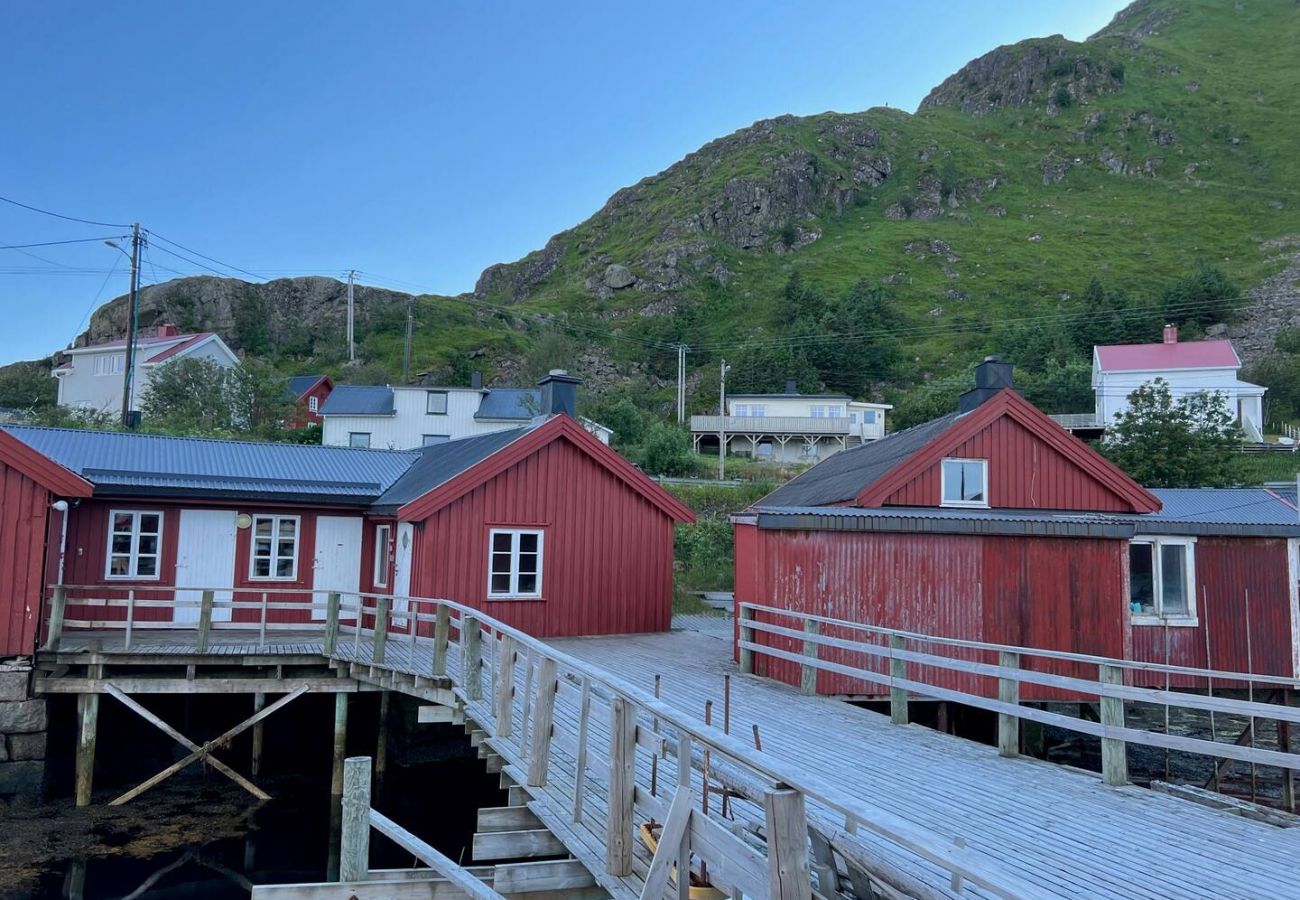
[52,324,239,416]
[1092,325,1265,440]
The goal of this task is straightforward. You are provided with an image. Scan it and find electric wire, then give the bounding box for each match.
[0,194,129,229]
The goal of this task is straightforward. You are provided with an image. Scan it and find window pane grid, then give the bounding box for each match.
[251,515,299,580]
[487,529,543,598]
[1129,539,1194,621]
[104,510,164,580]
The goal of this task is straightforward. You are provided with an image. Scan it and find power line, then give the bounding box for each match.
[0,194,129,229]
[147,230,266,280]
[0,235,129,251]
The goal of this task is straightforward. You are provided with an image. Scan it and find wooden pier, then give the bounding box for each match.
[33,586,1300,899]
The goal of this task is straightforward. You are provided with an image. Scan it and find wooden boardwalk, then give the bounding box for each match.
[42,607,1300,900]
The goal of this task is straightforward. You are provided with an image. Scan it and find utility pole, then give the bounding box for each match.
[676,344,688,424]
[718,358,730,481]
[402,296,414,384]
[120,223,143,428]
[346,270,356,362]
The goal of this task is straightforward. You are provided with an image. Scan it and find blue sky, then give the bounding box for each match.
[1,1,1126,363]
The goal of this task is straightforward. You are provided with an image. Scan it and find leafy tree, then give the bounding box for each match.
[33,404,120,430]
[586,396,648,449]
[1100,379,1245,487]
[1162,262,1239,328]
[728,344,820,395]
[140,357,233,433]
[519,331,578,383]
[814,279,903,394]
[0,362,57,410]
[773,272,826,330]
[640,423,695,477]
[1074,278,1157,352]
[228,359,296,435]
[890,376,967,428]
[1019,359,1093,414]
[234,288,272,355]
[1243,353,1300,422]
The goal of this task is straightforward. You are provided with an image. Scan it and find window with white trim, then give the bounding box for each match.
[106,510,163,579]
[422,434,450,446]
[349,432,371,448]
[426,391,448,415]
[250,515,300,580]
[308,395,319,413]
[941,458,988,507]
[1130,537,1197,623]
[487,529,543,599]
[373,523,391,588]
[863,410,877,424]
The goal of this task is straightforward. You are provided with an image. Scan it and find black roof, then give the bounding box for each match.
[759,411,962,507]
[370,421,541,513]
[285,374,326,399]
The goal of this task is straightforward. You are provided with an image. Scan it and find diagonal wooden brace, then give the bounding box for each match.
[107,685,309,806]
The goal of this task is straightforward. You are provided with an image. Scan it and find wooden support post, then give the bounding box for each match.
[675,734,692,900]
[527,657,557,787]
[572,676,591,824]
[339,756,372,883]
[432,605,450,677]
[74,688,99,807]
[606,696,636,876]
[463,616,482,702]
[375,692,391,786]
[45,585,67,652]
[997,650,1020,758]
[889,634,908,725]
[494,635,516,736]
[739,605,755,675]
[1281,720,1296,813]
[324,592,341,656]
[196,589,214,653]
[331,693,349,797]
[1099,663,1128,786]
[764,785,813,900]
[372,596,390,666]
[800,619,819,696]
[251,693,266,777]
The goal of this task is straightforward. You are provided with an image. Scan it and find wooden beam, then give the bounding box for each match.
[527,657,557,787]
[889,635,908,725]
[997,651,1019,758]
[463,616,482,702]
[640,785,693,900]
[1099,664,1128,786]
[765,786,812,900]
[492,860,596,894]
[251,693,266,777]
[373,596,390,666]
[340,756,372,883]
[74,687,98,807]
[800,619,819,696]
[571,677,591,824]
[196,590,215,653]
[432,605,450,677]
[606,696,636,876]
[475,806,542,833]
[372,809,505,899]
[331,692,349,798]
[252,880,480,899]
[417,704,464,725]
[494,635,516,738]
[738,605,754,674]
[324,592,341,656]
[36,677,372,694]
[45,585,67,652]
[470,828,567,861]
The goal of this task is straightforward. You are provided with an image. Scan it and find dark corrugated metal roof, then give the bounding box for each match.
[370,421,541,513]
[728,392,852,400]
[1135,488,1300,535]
[319,385,394,416]
[286,375,325,399]
[759,411,962,507]
[475,388,542,420]
[1,425,418,504]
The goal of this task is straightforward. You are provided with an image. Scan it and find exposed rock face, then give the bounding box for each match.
[474,237,566,300]
[602,264,636,289]
[1231,238,1300,365]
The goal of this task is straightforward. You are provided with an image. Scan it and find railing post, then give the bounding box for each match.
[889,634,908,725]
[572,676,591,823]
[372,595,390,666]
[739,604,755,675]
[339,756,372,882]
[997,650,1020,758]
[764,784,813,900]
[462,616,482,701]
[45,586,67,652]
[494,634,515,734]
[1099,663,1128,786]
[324,592,341,656]
[606,696,636,876]
[432,604,450,677]
[527,657,558,787]
[801,618,820,696]
[196,589,214,653]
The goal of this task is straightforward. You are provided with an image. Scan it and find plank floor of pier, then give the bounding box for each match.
[550,623,1300,900]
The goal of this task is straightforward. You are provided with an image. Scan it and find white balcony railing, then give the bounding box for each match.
[690,415,851,435]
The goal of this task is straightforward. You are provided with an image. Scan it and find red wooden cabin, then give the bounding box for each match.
[285,374,333,428]
[0,373,693,655]
[734,359,1300,699]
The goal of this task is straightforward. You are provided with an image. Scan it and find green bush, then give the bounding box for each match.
[640,423,695,476]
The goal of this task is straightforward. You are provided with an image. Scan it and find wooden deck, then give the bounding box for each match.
[41,614,1300,899]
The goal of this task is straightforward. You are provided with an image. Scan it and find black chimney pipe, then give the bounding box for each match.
[537,369,581,418]
[957,356,1018,413]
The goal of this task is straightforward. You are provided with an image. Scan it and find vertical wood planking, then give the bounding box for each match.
[606,696,636,876]
[74,689,99,807]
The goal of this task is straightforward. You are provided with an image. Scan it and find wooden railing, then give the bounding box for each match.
[690,415,852,435]
[738,601,1300,790]
[41,584,1044,899]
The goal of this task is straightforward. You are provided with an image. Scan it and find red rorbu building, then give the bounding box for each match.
[734,358,1300,699]
[285,374,334,428]
[0,372,693,656]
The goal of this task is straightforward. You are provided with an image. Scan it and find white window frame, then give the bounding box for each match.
[249,514,301,581]
[308,395,319,413]
[104,510,164,580]
[1129,536,1198,626]
[349,432,371,448]
[422,433,450,446]
[373,523,391,588]
[486,528,544,599]
[940,458,989,508]
[426,390,449,415]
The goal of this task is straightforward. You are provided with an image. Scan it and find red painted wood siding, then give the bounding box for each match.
[408,437,675,637]
[737,527,1129,700]
[883,416,1135,512]
[0,462,53,657]
[1130,537,1296,686]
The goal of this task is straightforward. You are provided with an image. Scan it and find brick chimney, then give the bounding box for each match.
[958,356,1018,414]
[1163,324,1178,344]
[157,323,180,338]
[537,369,581,418]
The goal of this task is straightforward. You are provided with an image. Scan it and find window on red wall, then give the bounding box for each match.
[373,523,391,588]
[487,529,543,599]
[250,515,300,580]
[106,510,163,579]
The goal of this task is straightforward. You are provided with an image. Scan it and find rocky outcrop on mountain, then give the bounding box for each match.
[1231,238,1300,365]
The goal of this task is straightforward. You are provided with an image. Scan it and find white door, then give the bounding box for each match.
[312,516,363,621]
[392,523,415,628]
[175,509,237,623]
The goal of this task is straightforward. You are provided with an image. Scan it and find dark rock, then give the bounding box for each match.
[0,671,29,703]
[602,264,636,290]
[0,760,44,799]
[7,733,45,761]
[1205,323,1229,337]
[1042,153,1075,185]
[475,237,566,301]
[0,700,46,734]
[884,203,908,221]
[1099,148,1127,175]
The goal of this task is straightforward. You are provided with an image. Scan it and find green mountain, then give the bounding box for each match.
[13,0,1300,423]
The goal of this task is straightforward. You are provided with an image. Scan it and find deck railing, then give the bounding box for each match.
[690,415,852,435]
[738,601,1300,793]
[41,584,1044,899]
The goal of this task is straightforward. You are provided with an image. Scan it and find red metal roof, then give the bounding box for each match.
[72,332,200,352]
[1095,339,1240,372]
[143,332,217,363]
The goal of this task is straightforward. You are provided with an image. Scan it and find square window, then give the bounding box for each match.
[426,391,448,415]
[250,515,300,581]
[1130,538,1196,622]
[103,510,164,580]
[349,432,371,449]
[486,529,544,599]
[941,458,987,507]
